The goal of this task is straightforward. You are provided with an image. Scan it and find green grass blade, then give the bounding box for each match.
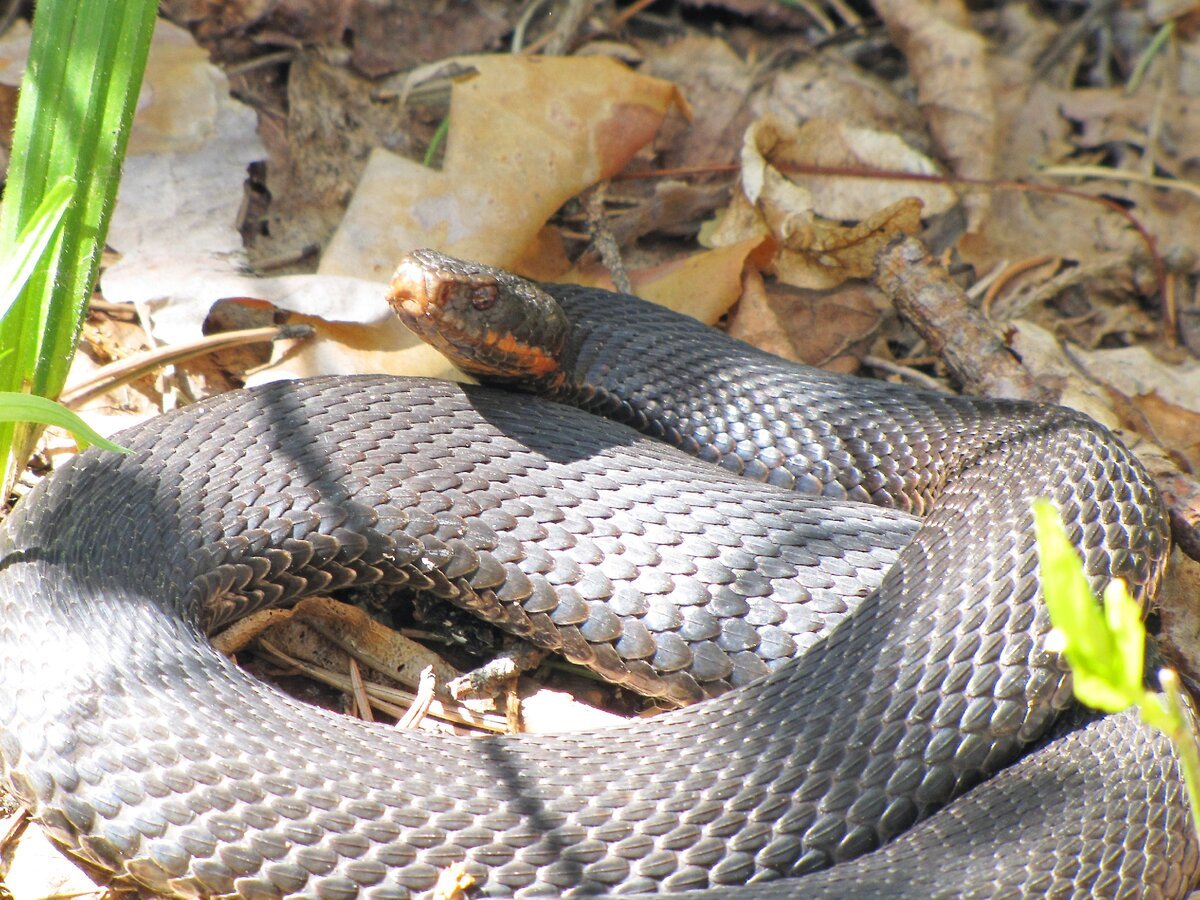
[0,177,74,324]
[0,0,160,497]
[0,392,126,453]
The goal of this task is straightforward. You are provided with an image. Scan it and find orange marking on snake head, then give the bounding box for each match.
[483,329,559,377]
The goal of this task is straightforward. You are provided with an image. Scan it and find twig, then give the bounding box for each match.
[1040,165,1200,202]
[583,185,631,294]
[397,667,438,730]
[861,355,948,392]
[61,324,313,408]
[1127,20,1175,95]
[348,657,374,723]
[449,643,547,701]
[256,641,507,733]
[1034,0,1119,79]
[609,0,660,30]
[873,237,1049,401]
[980,255,1057,319]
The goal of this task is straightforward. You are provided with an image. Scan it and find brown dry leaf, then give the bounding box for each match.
[252,51,427,268]
[986,12,1075,179]
[2,819,101,899]
[640,34,753,171]
[955,71,1134,283]
[348,2,512,78]
[1060,88,1200,179]
[1007,320,1200,474]
[874,0,995,230]
[753,53,934,158]
[569,239,765,325]
[1059,179,1200,275]
[959,11,1200,283]
[957,191,1134,290]
[162,0,347,52]
[1159,550,1200,689]
[950,12,1074,274]
[726,267,796,360]
[604,179,733,248]
[729,278,884,372]
[772,200,925,291]
[704,116,930,290]
[1059,340,1200,474]
[291,597,460,690]
[319,55,684,281]
[1117,391,1200,475]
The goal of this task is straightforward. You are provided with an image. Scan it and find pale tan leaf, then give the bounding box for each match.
[568,239,764,324]
[319,55,684,281]
[874,0,994,229]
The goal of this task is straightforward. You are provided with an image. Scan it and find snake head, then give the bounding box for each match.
[388,249,571,383]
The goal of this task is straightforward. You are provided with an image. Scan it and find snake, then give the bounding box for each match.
[0,249,1196,899]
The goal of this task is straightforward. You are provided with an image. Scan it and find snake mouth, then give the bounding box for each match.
[387,257,434,318]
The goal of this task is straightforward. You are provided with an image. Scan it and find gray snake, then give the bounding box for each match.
[0,250,1196,897]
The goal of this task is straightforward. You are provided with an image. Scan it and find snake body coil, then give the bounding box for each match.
[0,253,1196,897]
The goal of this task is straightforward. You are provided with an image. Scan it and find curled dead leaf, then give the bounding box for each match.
[705,115,932,289]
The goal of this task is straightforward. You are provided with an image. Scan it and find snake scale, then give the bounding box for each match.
[0,249,1196,898]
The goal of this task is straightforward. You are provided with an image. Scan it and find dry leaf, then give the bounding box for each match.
[753,53,934,158]
[772,117,955,221]
[319,55,684,281]
[1,820,97,899]
[874,0,994,229]
[1006,319,1200,475]
[99,20,268,345]
[641,34,753,170]
[568,239,765,325]
[1061,88,1200,179]
[729,278,884,372]
[252,52,427,268]
[1159,551,1200,690]
[705,116,928,289]
[774,199,923,287]
[726,267,797,360]
[348,2,511,78]
[1061,340,1200,474]
[291,597,460,690]
[1118,391,1200,474]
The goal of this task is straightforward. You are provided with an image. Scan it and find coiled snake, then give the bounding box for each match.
[0,250,1195,897]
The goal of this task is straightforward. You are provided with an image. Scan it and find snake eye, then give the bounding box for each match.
[470,285,499,311]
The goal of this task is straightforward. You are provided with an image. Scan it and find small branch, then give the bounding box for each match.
[396,667,438,730]
[61,324,312,408]
[873,237,1050,401]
